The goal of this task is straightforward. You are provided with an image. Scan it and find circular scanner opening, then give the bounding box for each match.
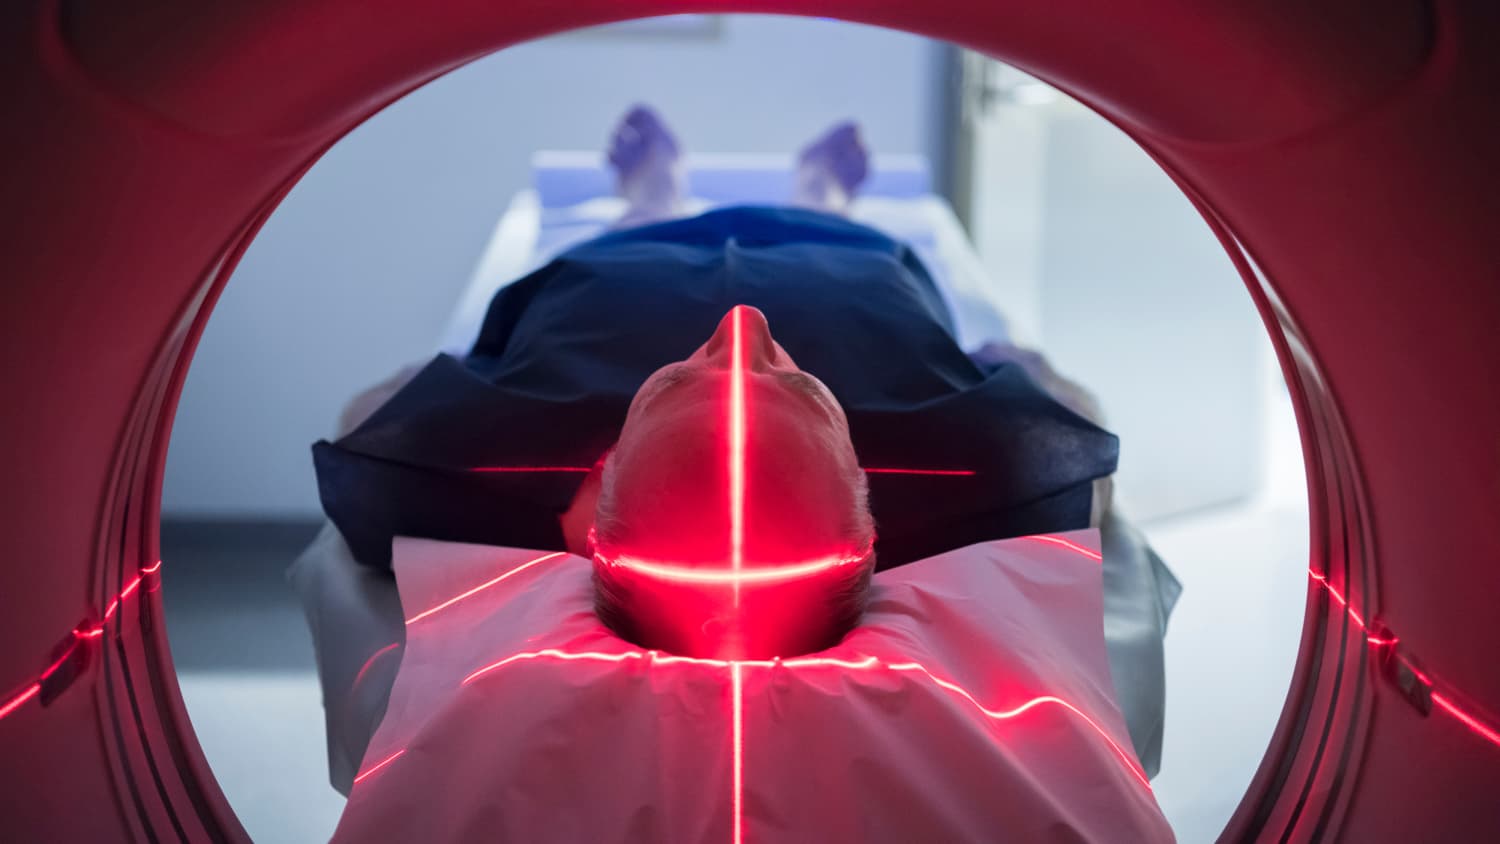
[156,15,1308,841]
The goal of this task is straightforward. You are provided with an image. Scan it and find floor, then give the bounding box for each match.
[161,521,346,843]
[161,389,1309,843]
[1145,385,1309,842]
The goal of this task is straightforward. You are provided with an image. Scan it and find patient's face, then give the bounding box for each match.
[601,306,865,567]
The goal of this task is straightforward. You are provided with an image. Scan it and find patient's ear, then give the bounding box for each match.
[560,458,607,556]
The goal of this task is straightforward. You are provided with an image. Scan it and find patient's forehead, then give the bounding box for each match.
[606,387,859,565]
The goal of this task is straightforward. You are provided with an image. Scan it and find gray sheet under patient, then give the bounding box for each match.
[1099,509,1182,779]
[290,514,1181,795]
[288,525,405,796]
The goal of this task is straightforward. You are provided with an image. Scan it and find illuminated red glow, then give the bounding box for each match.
[353,642,402,690]
[99,565,158,625]
[38,641,83,682]
[728,305,747,603]
[1022,534,1104,562]
[730,661,745,844]
[0,683,40,721]
[405,551,568,625]
[456,646,1151,792]
[467,465,979,477]
[353,748,406,785]
[1307,569,1500,752]
[350,564,1500,823]
[0,561,163,724]
[1308,570,1370,634]
[593,549,869,586]
[1432,692,1500,750]
[883,659,1149,789]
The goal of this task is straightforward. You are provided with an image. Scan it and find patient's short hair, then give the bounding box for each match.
[592,451,876,659]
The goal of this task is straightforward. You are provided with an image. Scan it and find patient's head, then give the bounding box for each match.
[591,306,875,659]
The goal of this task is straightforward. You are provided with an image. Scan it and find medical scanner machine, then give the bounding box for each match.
[1,1,1498,841]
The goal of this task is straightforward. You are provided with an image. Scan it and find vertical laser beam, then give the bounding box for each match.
[729,306,747,606]
[731,661,745,844]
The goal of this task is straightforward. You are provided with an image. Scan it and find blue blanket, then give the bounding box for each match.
[313,206,1118,570]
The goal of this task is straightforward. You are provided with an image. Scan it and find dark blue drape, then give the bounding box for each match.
[314,207,1118,570]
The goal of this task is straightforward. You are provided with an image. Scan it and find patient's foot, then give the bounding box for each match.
[609,105,686,227]
[793,121,870,214]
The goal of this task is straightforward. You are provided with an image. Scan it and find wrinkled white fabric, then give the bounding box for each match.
[333,530,1173,843]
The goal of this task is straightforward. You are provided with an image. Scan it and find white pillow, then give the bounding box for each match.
[333,530,1171,843]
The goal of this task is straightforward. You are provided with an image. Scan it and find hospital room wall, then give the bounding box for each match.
[161,16,952,519]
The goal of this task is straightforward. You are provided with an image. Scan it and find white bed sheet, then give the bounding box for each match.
[438,187,1024,357]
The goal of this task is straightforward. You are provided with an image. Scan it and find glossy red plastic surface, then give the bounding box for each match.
[0,0,1495,840]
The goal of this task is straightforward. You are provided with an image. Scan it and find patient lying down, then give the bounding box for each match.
[583,305,874,660]
[298,106,1179,842]
[313,308,1174,843]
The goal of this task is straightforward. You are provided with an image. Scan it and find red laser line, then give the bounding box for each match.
[0,683,40,721]
[1022,534,1104,562]
[884,660,1150,789]
[462,648,651,685]
[862,468,976,476]
[353,748,407,785]
[468,467,979,476]
[1308,571,1500,747]
[457,647,1150,794]
[730,661,745,844]
[1307,571,1378,640]
[597,532,1073,585]
[779,654,881,670]
[1308,571,1364,632]
[0,561,165,724]
[1399,657,1434,686]
[38,641,83,683]
[102,572,150,623]
[594,550,868,586]
[405,551,568,625]
[729,306,747,606]
[1433,692,1500,750]
[470,466,592,473]
[353,643,402,690]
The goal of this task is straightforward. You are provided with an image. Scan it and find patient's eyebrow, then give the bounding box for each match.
[775,371,840,418]
[633,363,697,410]
[649,365,695,390]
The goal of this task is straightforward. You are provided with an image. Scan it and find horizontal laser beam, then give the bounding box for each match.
[456,646,1150,792]
[595,550,868,585]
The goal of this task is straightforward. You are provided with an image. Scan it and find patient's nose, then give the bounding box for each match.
[704,305,779,371]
